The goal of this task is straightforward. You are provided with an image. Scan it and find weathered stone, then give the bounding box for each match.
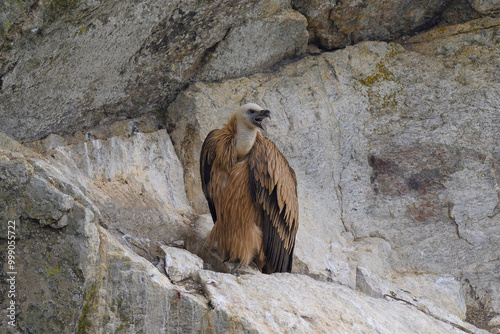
[50,213,69,228]
[489,315,500,327]
[24,174,75,225]
[469,0,500,14]
[1,1,499,331]
[0,0,300,142]
[39,133,66,151]
[160,245,203,282]
[198,9,308,82]
[44,127,193,260]
[392,274,467,321]
[0,148,101,333]
[292,0,481,50]
[167,17,500,322]
[198,270,488,334]
[89,228,209,334]
[356,266,384,299]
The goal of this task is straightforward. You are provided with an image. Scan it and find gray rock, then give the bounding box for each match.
[0,0,300,142]
[356,266,384,299]
[292,0,480,50]
[89,228,209,334]
[198,270,488,334]
[391,274,467,321]
[0,148,100,333]
[469,0,500,13]
[39,133,66,151]
[198,9,308,81]
[50,213,69,228]
[489,315,500,327]
[1,2,499,331]
[46,127,192,260]
[160,245,203,282]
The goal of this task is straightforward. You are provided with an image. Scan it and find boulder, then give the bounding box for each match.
[160,245,203,282]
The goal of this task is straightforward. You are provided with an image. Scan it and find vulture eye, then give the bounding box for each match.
[248,109,256,114]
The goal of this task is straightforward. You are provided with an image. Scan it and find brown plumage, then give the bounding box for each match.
[200,103,299,274]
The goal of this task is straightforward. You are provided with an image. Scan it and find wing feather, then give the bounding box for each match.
[249,134,299,273]
[200,130,218,223]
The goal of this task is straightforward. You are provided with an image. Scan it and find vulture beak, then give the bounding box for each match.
[253,109,271,131]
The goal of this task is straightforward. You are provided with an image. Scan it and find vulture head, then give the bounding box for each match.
[236,103,271,131]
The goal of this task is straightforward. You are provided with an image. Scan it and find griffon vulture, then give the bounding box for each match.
[200,103,299,274]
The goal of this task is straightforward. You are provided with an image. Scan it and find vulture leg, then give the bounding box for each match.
[230,262,242,275]
[250,261,260,271]
[223,257,230,263]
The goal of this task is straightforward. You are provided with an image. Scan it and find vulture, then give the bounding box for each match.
[200,103,299,274]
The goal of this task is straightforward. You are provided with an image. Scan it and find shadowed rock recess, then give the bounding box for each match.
[0,0,499,333]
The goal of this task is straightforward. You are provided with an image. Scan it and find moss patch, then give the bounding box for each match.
[46,264,62,276]
[360,62,395,86]
[76,282,98,334]
[43,0,79,24]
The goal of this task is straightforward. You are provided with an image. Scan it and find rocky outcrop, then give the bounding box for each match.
[469,0,500,14]
[1,0,499,333]
[291,0,484,49]
[2,128,491,333]
[0,0,306,142]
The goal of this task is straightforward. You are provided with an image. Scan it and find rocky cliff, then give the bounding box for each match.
[1,0,499,333]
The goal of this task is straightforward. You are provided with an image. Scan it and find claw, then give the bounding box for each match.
[230,263,242,275]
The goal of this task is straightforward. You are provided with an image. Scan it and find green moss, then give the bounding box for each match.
[387,42,405,57]
[2,17,11,35]
[360,62,395,86]
[76,282,98,334]
[46,264,62,276]
[43,0,79,24]
[77,26,87,35]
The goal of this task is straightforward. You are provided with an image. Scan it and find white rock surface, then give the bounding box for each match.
[160,245,203,282]
[41,125,193,260]
[198,270,488,334]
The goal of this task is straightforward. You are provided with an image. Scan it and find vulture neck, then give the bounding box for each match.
[232,115,259,161]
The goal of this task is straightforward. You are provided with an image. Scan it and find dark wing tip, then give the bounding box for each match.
[200,130,218,223]
[249,141,298,274]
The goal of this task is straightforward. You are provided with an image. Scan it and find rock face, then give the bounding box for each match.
[0,0,305,142]
[197,9,308,82]
[291,0,483,49]
[198,270,486,334]
[1,0,499,333]
[167,15,500,327]
[469,0,500,14]
[0,132,490,333]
